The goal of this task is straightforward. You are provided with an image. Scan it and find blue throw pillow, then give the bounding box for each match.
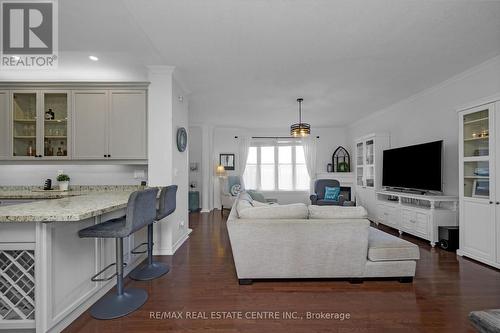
[324,186,341,201]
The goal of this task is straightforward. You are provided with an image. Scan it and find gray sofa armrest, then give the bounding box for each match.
[310,194,318,204]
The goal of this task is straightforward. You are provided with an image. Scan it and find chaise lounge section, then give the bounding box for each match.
[227,193,420,284]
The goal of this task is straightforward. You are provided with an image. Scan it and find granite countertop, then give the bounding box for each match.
[0,186,143,223]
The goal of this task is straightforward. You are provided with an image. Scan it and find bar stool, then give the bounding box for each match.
[78,188,159,320]
[130,185,178,281]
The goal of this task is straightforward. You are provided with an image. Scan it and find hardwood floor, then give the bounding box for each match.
[65,211,500,332]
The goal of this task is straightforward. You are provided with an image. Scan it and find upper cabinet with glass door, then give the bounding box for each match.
[356,142,364,186]
[12,92,38,158]
[365,139,375,188]
[11,91,69,159]
[462,106,491,199]
[42,92,69,159]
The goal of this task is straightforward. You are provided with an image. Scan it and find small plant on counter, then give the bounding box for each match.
[57,174,70,182]
[57,174,70,191]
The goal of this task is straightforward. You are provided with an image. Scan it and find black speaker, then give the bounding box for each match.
[438,226,459,251]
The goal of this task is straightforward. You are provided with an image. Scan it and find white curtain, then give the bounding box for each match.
[303,136,317,190]
[238,136,251,188]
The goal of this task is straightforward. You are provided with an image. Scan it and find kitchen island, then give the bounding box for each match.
[0,187,148,333]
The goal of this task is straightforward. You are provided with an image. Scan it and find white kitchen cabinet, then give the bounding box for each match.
[354,133,390,221]
[0,91,9,159]
[72,91,108,159]
[457,100,500,267]
[9,90,70,160]
[108,91,147,159]
[72,89,147,160]
[0,82,148,162]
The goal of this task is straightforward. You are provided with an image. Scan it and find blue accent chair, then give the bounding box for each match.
[310,179,346,206]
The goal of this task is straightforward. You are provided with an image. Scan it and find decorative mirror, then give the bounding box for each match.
[332,146,350,172]
[176,127,188,152]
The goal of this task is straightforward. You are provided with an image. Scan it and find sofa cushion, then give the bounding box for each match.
[238,191,253,203]
[247,190,266,203]
[238,203,308,219]
[308,205,368,219]
[368,227,420,262]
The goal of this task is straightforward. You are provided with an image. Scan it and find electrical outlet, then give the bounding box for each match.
[134,170,145,179]
[179,221,185,229]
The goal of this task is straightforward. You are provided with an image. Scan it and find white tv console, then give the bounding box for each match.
[375,190,458,247]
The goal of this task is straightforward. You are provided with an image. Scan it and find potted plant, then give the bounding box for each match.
[57,174,70,191]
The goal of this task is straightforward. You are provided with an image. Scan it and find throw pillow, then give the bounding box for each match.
[247,190,266,203]
[230,184,242,196]
[238,191,253,204]
[324,186,341,201]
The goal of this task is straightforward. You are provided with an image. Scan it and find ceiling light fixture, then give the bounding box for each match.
[290,98,310,137]
[89,55,99,61]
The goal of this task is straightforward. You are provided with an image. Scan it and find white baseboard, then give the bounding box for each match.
[200,209,210,213]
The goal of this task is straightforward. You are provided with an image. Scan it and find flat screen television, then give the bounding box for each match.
[382,140,443,192]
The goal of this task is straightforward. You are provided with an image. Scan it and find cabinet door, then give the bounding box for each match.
[401,209,414,231]
[41,91,70,159]
[377,204,388,224]
[462,200,495,261]
[72,91,108,159]
[356,187,365,208]
[0,91,9,159]
[12,91,39,158]
[364,189,377,220]
[108,91,147,159]
[387,205,399,228]
[414,212,429,236]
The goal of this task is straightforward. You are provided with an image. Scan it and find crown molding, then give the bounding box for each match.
[147,65,175,75]
[0,81,150,88]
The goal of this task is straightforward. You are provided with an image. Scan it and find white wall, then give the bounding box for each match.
[348,55,500,196]
[170,78,190,249]
[147,67,190,255]
[210,126,349,207]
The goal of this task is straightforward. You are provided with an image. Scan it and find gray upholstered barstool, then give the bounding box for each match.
[78,188,158,320]
[130,185,178,281]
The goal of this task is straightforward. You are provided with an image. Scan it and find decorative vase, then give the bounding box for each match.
[59,181,69,191]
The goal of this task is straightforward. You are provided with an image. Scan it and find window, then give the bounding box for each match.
[243,143,310,191]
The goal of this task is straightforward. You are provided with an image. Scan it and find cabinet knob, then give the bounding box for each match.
[496,202,500,205]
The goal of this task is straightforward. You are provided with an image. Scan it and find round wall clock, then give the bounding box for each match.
[176,127,188,152]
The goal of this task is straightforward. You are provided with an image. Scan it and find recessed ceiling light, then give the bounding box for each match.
[89,55,99,61]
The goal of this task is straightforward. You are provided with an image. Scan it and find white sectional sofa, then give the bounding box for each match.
[227,193,420,285]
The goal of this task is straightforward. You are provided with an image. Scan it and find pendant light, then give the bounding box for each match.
[290,98,311,137]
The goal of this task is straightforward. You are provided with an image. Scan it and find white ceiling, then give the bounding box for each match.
[59,0,500,128]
